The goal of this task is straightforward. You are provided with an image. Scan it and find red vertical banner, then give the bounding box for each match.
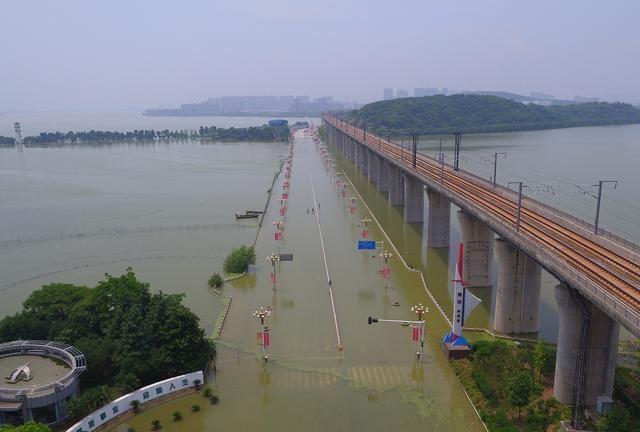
[361,230,369,238]
[270,272,276,284]
[274,232,281,241]
[280,207,285,216]
[264,332,270,347]
[412,326,424,341]
[378,266,391,279]
[349,206,356,214]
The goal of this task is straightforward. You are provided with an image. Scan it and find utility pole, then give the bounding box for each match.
[412,133,418,169]
[400,135,404,162]
[492,152,507,187]
[593,180,618,235]
[453,132,463,171]
[508,182,527,232]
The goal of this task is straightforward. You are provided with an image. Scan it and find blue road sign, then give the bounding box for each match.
[358,240,376,250]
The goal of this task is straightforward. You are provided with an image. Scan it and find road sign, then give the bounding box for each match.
[279,254,294,261]
[358,240,376,250]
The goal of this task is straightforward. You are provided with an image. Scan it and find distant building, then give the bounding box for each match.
[574,95,600,103]
[530,92,556,101]
[383,88,394,100]
[414,88,439,97]
[396,89,409,98]
[268,119,288,127]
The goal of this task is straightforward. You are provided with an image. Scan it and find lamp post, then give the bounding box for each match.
[360,217,372,238]
[253,307,271,362]
[266,253,280,287]
[367,303,428,362]
[378,250,393,264]
[411,303,428,359]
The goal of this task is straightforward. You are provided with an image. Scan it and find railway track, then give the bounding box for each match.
[328,117,640,312]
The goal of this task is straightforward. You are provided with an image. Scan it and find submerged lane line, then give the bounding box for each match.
[310,171,344,352]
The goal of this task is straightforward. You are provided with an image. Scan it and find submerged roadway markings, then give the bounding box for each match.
[310,171,344,352]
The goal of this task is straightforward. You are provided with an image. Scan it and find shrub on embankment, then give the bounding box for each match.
[223,245,256,274]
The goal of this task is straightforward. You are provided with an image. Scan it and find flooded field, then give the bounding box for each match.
[110,130,485,431]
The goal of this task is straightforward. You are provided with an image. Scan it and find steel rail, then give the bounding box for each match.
[327,116,640,311]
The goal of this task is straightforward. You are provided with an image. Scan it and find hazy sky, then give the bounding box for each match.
[2,0,639,111]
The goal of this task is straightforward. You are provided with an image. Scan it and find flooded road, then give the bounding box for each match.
[111,130,485,431]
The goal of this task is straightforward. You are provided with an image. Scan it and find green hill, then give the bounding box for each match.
[344,94,640,135]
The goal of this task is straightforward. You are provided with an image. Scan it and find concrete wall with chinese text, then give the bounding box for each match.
[65,371,203,432]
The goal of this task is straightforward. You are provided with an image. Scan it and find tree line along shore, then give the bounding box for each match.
[0,124,291,146]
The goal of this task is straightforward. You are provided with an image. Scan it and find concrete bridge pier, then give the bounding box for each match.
[553,284,619,407]
[378,160,390,193]
[493,238,542,333]
[359,145,369,174]
[388,165,404,205]
[403,174,424,223]
[426,189,450,248]
[457,210,493,286]
[368,150,379,184]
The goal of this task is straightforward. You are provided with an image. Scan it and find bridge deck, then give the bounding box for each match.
[324,115,640,337]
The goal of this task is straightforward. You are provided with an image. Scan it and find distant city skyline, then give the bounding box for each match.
[2,1,639,111]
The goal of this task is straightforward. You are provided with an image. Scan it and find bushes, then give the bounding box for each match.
[472,369,494,401]
[67,386,112,419]
[223,245,256,274]
[208,273,224,289]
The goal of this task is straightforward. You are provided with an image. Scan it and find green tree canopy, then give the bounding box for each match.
[507,371,533,420]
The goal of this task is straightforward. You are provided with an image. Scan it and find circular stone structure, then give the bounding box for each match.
[0,340,86,426]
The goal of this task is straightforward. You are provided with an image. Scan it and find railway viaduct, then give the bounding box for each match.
[322,114,640,415]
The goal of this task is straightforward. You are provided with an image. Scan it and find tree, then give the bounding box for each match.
[150,419,161,431]
[130,399,141,413]
[207,273,224,289]
[223,245,256,274]
[596,406,632,432]
[0,423,52,432]
[191,404,201,412]
[507,371,533,420]
[172,411,183,421]
[526,397,562,431]
[533,341,547,383]
[193,379,202,391]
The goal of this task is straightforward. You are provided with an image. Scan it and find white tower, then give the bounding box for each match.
[14,122,24,152]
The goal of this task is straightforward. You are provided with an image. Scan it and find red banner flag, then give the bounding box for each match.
[280,207,285,216]
[264,332,270,347]
[378,266,391,279]
[412,326,423,341]
[361,230,369,238]
[274,232,282,241]
[270,273,276,284]
[349,206,356,214]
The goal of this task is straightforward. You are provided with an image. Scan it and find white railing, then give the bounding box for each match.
[66,371,203,432]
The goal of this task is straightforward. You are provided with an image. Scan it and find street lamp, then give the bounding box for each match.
[265,253,280,287]
[253,307,271,362]
[368,303,428,361]
[360,217,372,227]
[378,250,393,264]
[593,180,618,235]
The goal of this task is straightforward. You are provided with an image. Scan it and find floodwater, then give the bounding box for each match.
[0,138,285,332]
[2,115,639,430]
[110,130,485,431]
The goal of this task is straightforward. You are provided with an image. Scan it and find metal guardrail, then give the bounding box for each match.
[324,116,640,337]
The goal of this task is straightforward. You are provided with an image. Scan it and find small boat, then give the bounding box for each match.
[235,211,260,219]
[245,209,264,214]
[392,301,401,307]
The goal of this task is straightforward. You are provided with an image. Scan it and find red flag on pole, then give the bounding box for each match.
[270,273,276,284]
[361,230,369,238]
[280,207,285,216]
[264,332,270,347]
